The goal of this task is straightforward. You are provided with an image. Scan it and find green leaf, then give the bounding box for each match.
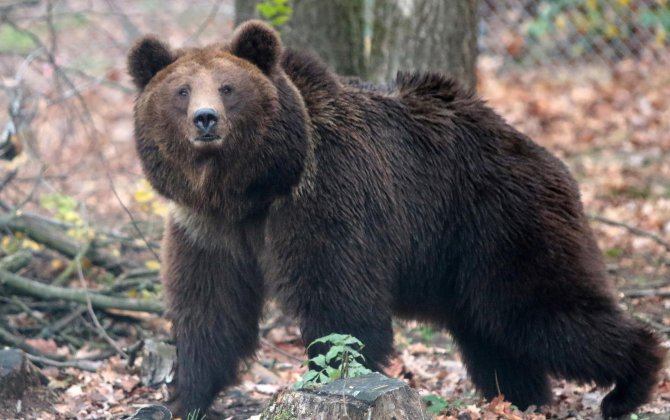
[256,3,276,19]
[309,354,327,368]
[423,395,448,415]
[341,335,364,346]
[294,369,320,389]
[326,345,349,362]
[272,15,289,27]
[341,347,364,360]
[346,365,372,377]
[325,365,340,379]
[255,0,292,27]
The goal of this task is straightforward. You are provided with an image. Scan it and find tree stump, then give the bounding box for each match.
[261,372,429,420]
[126,404,172,420]
[0,348,43,401]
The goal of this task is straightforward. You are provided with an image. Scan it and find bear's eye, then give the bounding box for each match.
[177,87,189,97]
[220,85,233,95]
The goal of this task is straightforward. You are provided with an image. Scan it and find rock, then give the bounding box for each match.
[260,372,428,420]
[140,340,176,387]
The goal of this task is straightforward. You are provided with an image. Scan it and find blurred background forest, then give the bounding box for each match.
[0,1,669,419]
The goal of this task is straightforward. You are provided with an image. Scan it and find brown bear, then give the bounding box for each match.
[127,20,665,419]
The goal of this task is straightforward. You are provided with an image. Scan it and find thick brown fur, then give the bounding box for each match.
[128,20,665,419]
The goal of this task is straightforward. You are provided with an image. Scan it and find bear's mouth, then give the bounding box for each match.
[191,135,224,149]
[193,134,221,143]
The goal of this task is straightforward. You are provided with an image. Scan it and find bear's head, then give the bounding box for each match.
[128,21,309,217]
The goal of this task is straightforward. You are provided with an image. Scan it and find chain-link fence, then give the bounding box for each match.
[479,0,670,67]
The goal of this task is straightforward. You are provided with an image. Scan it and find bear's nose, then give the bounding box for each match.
[193,108,219,135]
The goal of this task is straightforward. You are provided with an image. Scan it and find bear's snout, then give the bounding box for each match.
[192,107,219,138]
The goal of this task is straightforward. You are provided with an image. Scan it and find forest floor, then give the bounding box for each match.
[1,56,668,420]
[0,6,669,416]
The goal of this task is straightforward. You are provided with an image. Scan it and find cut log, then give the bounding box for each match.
[0,348,43,401]
[261,372,429,420]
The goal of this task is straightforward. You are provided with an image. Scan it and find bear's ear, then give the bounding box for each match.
[230,20,282,74]
[127,36,175,90]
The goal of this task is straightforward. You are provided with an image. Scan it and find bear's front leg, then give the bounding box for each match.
[161,219,263,417]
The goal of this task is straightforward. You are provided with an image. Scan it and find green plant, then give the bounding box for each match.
[423,394,448,415]
[40,193,93,241]
[256,0,293,28]
[40,193,79,223]
[422,394,464,415]
[417,325,435,342]
[605,247,624,258]
[294,333,372,389]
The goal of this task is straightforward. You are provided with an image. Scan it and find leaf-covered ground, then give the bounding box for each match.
[2,57,668,420]
[0,3,668,418]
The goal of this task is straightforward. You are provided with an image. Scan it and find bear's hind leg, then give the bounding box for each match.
[586,321,663,419]
[523,311,664,418]
[454,330,552,410]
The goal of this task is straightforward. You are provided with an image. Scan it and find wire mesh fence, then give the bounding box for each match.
[479,0,670,67]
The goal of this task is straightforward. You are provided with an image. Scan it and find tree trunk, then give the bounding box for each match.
[369,0,479,90]
[281,0,367,78]
[234,0,258,25]
[236,0,479,89]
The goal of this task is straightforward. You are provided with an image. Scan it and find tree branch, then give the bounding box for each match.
[623,288,670,299]
[0,324,65,361]
[589,214,670,253]
[2,213,131,274]
[0,269,164,314]
[76,258,129,359]
[25,353,101,372]
[0,250,31,272]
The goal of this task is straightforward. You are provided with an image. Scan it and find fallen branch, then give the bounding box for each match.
[623,288,670,299]
[0,0,40,14]
[261,337,304,363]
[589,214,670,253]
[0,269,164,314]
[0,170,17,192]
[76,258,129,359]
[2,213,132,274]
[38,306,87,339]
[52,240,91,286]
[5,209,159,248]
[0,324,65,361]
[0,250,30,272]
[25,353,101,372]
[633,314,670,334]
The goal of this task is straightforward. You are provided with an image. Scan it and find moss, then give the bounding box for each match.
[260,402,298,420]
